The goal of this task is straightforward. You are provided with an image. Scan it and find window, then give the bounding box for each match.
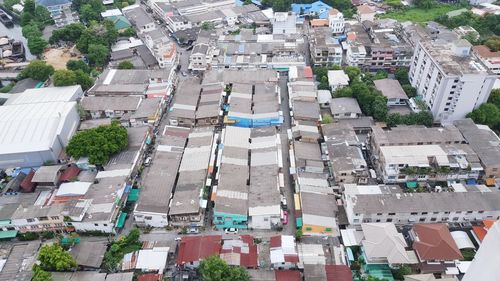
[433,212,439,214]
[51,216,59,220]
[376,219,381,222]
[430,218,437,221]
[27,218,35,223]
[103,224,107,227]
[411,212,418,215]
[377,213,383,216]
[453,217,459,221]
[478,211,484,214]
[467,211,473,214]
[39,217,49,221]
[421,212,428,215]
[388,213,395,216]
[386,218,393,222]
[419,218,426,222]
[444,212,450,214]
[145,216,152,220]
[94,223,99,226]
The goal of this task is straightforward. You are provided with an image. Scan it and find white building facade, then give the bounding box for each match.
[328,9,344,34]
[409,40,496,123]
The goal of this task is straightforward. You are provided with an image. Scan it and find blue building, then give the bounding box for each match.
[291,1,332,19]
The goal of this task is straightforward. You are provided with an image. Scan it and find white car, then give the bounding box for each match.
[224,228,238,234]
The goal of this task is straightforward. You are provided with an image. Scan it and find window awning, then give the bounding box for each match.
[127,189,140,202]
[115,212,127,229]
[406,181,417,188]
[0,230,17,239]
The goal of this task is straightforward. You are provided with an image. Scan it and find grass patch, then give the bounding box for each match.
[379,5,462,23]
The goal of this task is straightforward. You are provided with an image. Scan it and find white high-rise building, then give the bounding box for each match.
[409,38,496,124]
[328,9,344,34]
[462,221,500,281]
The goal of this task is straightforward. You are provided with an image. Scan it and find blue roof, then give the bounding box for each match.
[36,0,70,7]
[291,1,332,19]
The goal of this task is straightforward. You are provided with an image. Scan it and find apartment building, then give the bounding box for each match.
[189,43,217,71]
[472,45,500,76]
[309,26,342,66]
[343,184,500,225]
[328,9,344,34]
[409,38,496,123]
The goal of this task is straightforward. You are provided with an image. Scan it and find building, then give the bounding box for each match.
[123,5,156,34]
[409,37,496,123]
[309,26,342,66]
[272,12,297,35]
[374,79,409,106]
[361,223,417,265]
[168,128,216,227]
[463,221,500,281]
[291,1,332,19]
[472,45,500,76]
[134,126,188,227]
[213,126,250,229]
[411,224,463,272]
[454,119,500,178]
[344,184,500,225]
[248,128,282,230]
[0,86,81,169]
[376,143,481,183]
[168,78,201,127]
[329,98,362,119]
[300,191,339,236]
[142,29,178,68]
[220,235,258,268]
[176,235,222,268]
[188,43,216,71]
[81,96,142,119]
[356,5,375,22]
[270,235,299,269]
[36,0,78,27]
[70,240,108,269]
[328,9,344,34]
[327,70,350,91]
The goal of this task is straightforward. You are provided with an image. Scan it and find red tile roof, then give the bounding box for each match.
[176,235,222,266]
[311,19,329,27]
[275,270,301,281]
[473,45,500,58]
[59,165,81,182]
[270,236,281,248]
[412,224,463,261]
[220,235,258,268]
[284,254,300,263]
[303,67,313,79]
[20,169,36,193]
[472,220,496,242]
[137,273,161,281]
[325,265,353,281]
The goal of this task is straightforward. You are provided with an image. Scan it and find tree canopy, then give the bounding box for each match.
[38,244,76,271]
[118,61,134,69]
[52,69,94,90]
[67,59,91,74]
[66,122,128,165]
[102,228,142,272]
[32,265,53,281]
[18,60,54,81]
[199,256,250,281]
[466,103,500,131]
[87,44,110,67]
[485,36,500,52]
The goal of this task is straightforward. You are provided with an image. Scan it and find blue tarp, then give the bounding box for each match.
[466,179,477,185]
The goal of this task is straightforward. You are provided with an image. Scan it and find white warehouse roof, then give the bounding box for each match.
[0,101,78,155]
[5,85,82,105]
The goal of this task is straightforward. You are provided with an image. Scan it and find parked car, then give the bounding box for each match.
[282,210,288,225]
[175,237,182,241]
[187,227,199,234]
[280,195,287,209]
[224,228,238,234]
[144,157,152,167]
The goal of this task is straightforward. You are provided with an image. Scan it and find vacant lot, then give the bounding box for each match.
[379,5,461,23]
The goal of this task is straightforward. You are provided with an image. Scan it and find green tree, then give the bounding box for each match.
[27,36,48,55]
[53,70,77,86]
[22,22,42,39]
[18,60,54,81]
[413,0,434,9]
[66,122,128,165]
[488,89,500,108]
[80,4,99,22]
[394,67,409,85]
[485,36,500,51]
[87,44,109,67]
[201,21,215,30]
[373,70,388,80]
[402,84,417,98]
[38,244,76,271]
[199,256,250,281]
[50,23,86,44]
[118,60,134,69]
[391,265,412,280]
[67,59,91,73]
[371,95,388,121]
[322,113,334,124]
[334,86,353,98]
[32,265,53,281]
[24,0,35,15]
[466,103,500,129]
[34,6,54,28]
[345,66,361,81]
[74,70,95,90]
[295,229,303,240]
